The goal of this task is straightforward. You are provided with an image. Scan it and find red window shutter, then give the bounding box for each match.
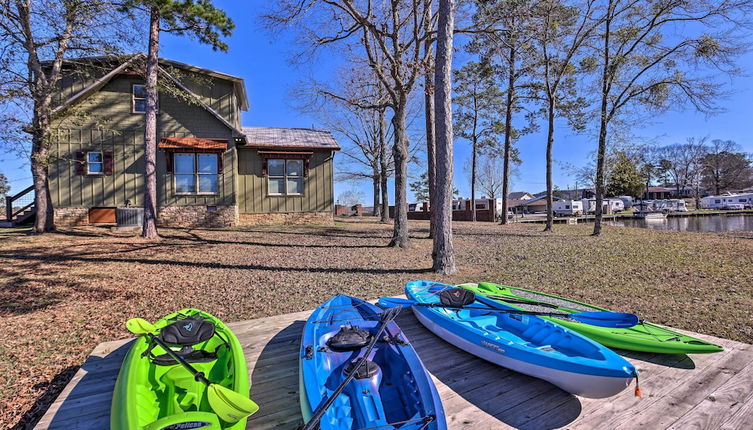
[218,152,224,172]
[165,151,173,173]
[75,151,86,175]
[103,151,114,175]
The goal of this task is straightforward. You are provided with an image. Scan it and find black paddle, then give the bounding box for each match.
[300,306,401,430]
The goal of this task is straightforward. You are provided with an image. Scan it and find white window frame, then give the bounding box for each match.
[173,153,220,196]
[87,151,104,175]
[267,159,304,196]
[132,84,160,114]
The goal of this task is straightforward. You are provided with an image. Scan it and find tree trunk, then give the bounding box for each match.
[372,173,380,216]
[471,138,477,222]
[142,7,160,239]
[31,113,55,233]
[379,108,390,223]
[388,102,410,248]
[432,0,456,274]
[544,97,555,232]
[424,34,436,239]
[500,43,515,225]
[593,7,612,237]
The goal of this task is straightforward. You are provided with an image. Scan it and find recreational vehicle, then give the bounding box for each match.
[581,198,625,214]
[553,199,584,216]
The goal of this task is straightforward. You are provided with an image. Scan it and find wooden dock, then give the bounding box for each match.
[34,308,753,429]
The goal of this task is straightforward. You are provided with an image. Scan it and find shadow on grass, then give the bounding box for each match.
[22,340,133,430]
[248,320,304,429]
[0,248,431,276]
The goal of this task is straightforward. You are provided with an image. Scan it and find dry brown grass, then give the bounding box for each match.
[1,219,752,428]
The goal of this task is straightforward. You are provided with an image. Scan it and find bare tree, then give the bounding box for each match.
[0,1,136,233]
[702,139,753,194]
[264,0,435,248]
[433,0,456,274]
[590,0,752,235]
[477,152,517,199]
[658,138,709,200]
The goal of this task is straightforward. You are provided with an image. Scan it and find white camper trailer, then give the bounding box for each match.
[581,198,624,214]
[553,199,584,216]
[701,194,753,210]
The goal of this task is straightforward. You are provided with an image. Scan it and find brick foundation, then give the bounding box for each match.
[238,211,334,226]
[54,207,89,226]
[158,205,237,228]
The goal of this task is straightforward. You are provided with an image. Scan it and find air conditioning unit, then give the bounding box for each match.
[116,207,144,226]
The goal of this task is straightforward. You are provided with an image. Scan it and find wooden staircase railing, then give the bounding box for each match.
[4,185,36,224]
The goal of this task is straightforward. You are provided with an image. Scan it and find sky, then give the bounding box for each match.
[2,0,753,204]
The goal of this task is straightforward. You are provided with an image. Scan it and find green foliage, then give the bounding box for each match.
[0,173,9,198]
[607,151,646,197]
[410,172,458,202]
[453,60,504,151]
[120,0,234,51]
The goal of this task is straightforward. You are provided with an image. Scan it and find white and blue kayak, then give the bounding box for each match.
[404,281,638,399]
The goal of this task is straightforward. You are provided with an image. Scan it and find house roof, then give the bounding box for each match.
[517,195,561,205]
[49,54,249,111]
[241,127,340,150]
[646,186,674,192]
[508,191,532,200]
[158,137,228,150]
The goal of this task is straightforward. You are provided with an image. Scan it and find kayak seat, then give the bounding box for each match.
[153,347,218,366]
[159,318,216,346]
[327,326,371,351]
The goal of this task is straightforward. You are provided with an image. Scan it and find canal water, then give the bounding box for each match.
[610,214,753,233]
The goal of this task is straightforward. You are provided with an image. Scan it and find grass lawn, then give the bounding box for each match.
[1,219,752,428]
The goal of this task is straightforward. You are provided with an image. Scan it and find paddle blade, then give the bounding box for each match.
[207,385,259,423]
[126,318,156,334]
[377,297,415,309]
[570,311,639,328]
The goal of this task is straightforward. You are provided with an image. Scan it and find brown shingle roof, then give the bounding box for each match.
[241,127,340,150]
[159,137,228,150]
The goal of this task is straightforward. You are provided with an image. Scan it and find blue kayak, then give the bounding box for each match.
[406,281,638,399]
[300,295,446,429]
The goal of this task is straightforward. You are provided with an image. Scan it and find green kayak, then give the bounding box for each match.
[459,282,723,355]
[111,308,254,430]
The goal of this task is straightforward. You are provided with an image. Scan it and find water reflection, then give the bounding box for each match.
[610,214,753,232]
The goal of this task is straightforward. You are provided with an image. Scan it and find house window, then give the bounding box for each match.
[87,152,104,175]
[132,84,160,114]
[174,153,219,195]
[268,159,303,195]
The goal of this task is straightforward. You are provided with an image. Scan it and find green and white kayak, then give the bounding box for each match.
[111,308,253,430]
[459,282,723,355]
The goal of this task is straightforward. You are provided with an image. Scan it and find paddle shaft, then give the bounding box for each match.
[486,295,559,309]
[417,302,578,318]
[301,308,400,430]
[146,332,211,387]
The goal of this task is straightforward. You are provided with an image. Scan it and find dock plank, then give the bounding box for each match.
[34,306,753,430]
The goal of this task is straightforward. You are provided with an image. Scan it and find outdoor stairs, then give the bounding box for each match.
[2,185,36,227]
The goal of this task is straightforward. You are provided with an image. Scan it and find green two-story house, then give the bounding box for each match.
[48,54,338,228]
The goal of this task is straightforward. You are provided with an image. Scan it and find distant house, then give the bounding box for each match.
[642,186,707,200]
[514,195,561,214]
[508,191,534,200]
[44,54,339,228]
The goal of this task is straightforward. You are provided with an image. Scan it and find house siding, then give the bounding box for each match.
[49,74,236,211]
[236,148,334,214]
